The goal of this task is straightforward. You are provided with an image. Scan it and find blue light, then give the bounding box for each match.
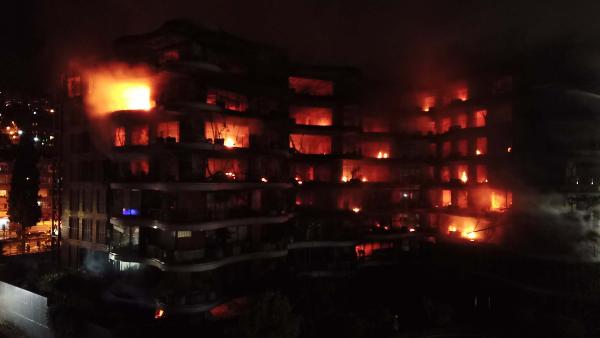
[122,208,140,216]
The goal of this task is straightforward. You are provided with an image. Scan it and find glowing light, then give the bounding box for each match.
[409,227,415,232]
[361,177,368,182]
[403,193,409,198]
[154,308,165,319]
[352,207,361,213]
[383,225,390,231]
[224,138,235,148]
[341,176,348,182]
[475,149,482,156]
[225,172,236,179]
[33,136,39,142]
[297,180,303,185]
[507,146,512,153]
[261,177,268,183]
[376,151,389,159]
[460,171,468,183]
[17,130,23,135]
[448,225,457,233]
[464,231,477,241]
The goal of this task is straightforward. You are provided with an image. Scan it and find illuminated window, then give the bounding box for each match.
[206,89,248,112]
[204,121,250,148]
[292,163,315,181]
[441,141,451,158]
[342,160,390,182]
[456,164,468,183]
[288,77,333,96]
[422,96,436,112]
[439,118,452,133]
[457,87,468,101]
[114,127,126,147]
[290,134,331,154]
[476,165,487,183]
[175,231,192,238]
[290,106,332,126]
[491,190,512,211]
[38,189,48,197]
[0,190,6,197]
[131,125,149,145]
[457,190,468,208]
[206,158,247,180]
[361,141,390,158]
[457,139,468,156]
[157,121,180,142]
[440,166,451,182]
[474,110,487,127]
[130,159,149,176]
[442,189,452,207]
[456,114,468,128]
[475,137,487,155]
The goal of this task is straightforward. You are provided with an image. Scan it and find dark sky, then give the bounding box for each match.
[3,0,600,95]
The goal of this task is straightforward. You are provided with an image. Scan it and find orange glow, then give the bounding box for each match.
[490,190,512,211]
[442,189,452,207]
[460,171,468,183]
[206,89,248,112]
[290,106,332,126]
[361,177,368,182]
[130,159,149,176]
[157,121,179,142]
[352,207,361,213]
[114,127,126,147]
[205,121,250,148]
[474,110,487,127]
[456,113,468,128]
[476,165,487,183]
[289,77,333,96]
[85,64,154,116]
[290,134,331,154]
[207,158,247,180]
[457,87,468,101]
[441,215,487,242]
[131,125,149,145]
[422,96,436,112]
[448,225,457,233]
[341,176,348,182]
[476,137,487,155]
[342,160,390,182]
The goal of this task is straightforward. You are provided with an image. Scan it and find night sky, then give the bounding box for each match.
[2,0,600,96]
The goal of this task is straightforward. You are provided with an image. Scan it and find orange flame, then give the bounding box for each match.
[460,171,468,183]
[85,63,154,116]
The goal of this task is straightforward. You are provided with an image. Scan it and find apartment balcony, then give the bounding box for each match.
[111,208,294,232]
[109,239,288,272]
[110,180,293,192]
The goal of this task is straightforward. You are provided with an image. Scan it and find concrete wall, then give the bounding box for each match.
[0,281,53,338]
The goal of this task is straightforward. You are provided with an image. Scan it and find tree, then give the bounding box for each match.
[8,134,41,251]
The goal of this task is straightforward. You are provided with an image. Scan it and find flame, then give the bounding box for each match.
[261,177,268,183]
[85,63,154,116]
[475,149,482,156]
[352,207,361,213]
[341,176,348,182]
[361,177,368,182]
[376,151,389,159]
[224,138,236,148]
[460,171,468,183]
[507,146,512,153]
[448,225,457,233]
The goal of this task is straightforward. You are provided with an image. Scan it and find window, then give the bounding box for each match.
[441,141,451,158]
[130,159,149,176]
[157,121,180,142]
[456,164,469,183]
[0,190,6,197]
[175,231,192,238]
[206,89,248,112]
[476,165,488,183]
[131,125,149,145]
[457,139,468,156]
[475,137,487,155]
[457,190,468,208]
[474,110,487,127]
[456,114,468,128]
[204,121,250,148]
[290,134,332,154]
[288,77,333,96]
[440,166,451,182]
[114,127,126,147]
[439,118,452,133]
[442,190,452,207]
[206,158,247,180]
[290,106,333,126]
[361,141,390,158]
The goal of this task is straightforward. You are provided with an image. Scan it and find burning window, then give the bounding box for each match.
[114,127,126,147]
[288,77,333,96]
[474,110,487,127]
[457,139,468,156]
[131,125,149,145]
[456,164,469,183]
[205,121,250,148]
[206,158,247,180]
[476,165,488,183]
[457,87,468,101]
[440,166,451,182]
[290,134,331,154]
[439,117,452,133]
[292,163,315,181]
[422,96,436,112]
[130,159,149,176]
[157,121,180,142]
[337,190,363,211]
[457,190,468,208]
[441,141,451,158]
[342,160,390,182]
[206,89,248,112]
[442,189,452,207]
[456,113,468,128]
[290,106,333,126]
[361,141,390,159]
[475,137,487,155]
[490,190,512,211]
